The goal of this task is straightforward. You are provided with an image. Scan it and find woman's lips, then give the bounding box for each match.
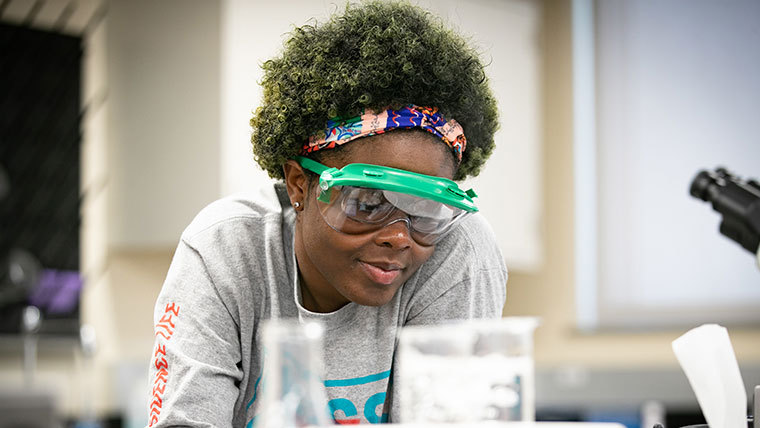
[359,261,403,285]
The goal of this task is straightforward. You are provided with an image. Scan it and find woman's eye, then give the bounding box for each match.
[357,201,382,212]
[342,188,394,221]
[356,197,390,217]
[411,216,446,232]
[354,191,384,209]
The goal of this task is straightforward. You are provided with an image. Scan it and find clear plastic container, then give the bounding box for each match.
[255,319,333,428]
[398,317,540,424]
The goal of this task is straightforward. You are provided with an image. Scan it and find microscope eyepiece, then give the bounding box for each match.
[689,170,716,202]
[690,167,760,255]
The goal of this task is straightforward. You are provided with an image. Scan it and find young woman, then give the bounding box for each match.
[149,1,507,426]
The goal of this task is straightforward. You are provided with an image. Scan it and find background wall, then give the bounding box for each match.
[107,0,222,248]
[590,0,760,329]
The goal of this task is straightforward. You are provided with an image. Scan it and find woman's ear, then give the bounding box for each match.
[283,160,309,209]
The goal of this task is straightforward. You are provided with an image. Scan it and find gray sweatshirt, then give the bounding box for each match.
[148,183,507,427]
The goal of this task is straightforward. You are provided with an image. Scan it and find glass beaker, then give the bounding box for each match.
[398,317,540,424]
[255,319,333,428]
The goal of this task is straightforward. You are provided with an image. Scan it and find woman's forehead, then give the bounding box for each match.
[319,131,457,179]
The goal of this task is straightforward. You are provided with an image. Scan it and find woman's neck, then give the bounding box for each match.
[294,229,350,313]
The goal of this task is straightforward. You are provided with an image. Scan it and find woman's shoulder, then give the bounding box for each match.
[171,183,295,297]
[399,213,507,321]
[411,213,505,289]
[436,213,502,262]
[417,212,507,288]
[181,183,290,242]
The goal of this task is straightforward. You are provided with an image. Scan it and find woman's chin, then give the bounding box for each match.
[344,283,401,307]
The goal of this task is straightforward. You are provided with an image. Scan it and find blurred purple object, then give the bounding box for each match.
[29,269,81,315]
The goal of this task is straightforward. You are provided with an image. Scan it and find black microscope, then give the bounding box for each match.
[690,167,760,269]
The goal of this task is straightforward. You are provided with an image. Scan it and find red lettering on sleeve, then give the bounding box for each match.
[152,383,166,396]
[158,312,176,329]
[149,302,180,427]
[155,322,174,335]
[165,302,180,316]
[150,396,163,410]
[154,344,166,357]
[154,368,168,385]
[154,356,168,372]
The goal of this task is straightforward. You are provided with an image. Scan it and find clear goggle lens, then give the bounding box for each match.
[316,185,469,245]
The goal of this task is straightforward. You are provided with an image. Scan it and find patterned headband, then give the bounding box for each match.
[301,105,467,162]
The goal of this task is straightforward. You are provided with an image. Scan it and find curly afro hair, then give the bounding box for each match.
[250,0,499,181]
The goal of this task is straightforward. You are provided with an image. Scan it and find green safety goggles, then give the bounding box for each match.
[296,156,478,246]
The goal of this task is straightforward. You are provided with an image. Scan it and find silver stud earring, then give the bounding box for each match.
[293,201,301,209]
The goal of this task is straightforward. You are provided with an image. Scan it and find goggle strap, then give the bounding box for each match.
[298,156,335,203]
[296,156,329,175]
[317,187,332,203]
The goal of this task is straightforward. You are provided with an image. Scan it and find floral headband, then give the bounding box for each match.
[301,105,467,163]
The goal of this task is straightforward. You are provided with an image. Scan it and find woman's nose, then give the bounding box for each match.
[373,217,414,250]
